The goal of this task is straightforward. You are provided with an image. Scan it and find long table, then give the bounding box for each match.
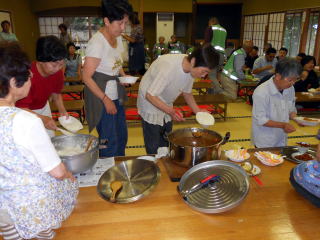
[296,92,320,103]
[54,149,320,240]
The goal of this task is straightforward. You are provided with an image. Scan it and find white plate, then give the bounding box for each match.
[294,116,320,126]
[118,76,139,84]
[196,112,215,128]
[225,150,250,162]
[58,116,83,133]
[254,151,284,166]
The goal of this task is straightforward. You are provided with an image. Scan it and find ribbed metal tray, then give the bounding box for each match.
[97,159,161,203]
[177,160,250,213]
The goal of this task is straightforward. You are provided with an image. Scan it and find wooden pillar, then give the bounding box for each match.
[314,12,320,65]
[139,0,144,28]
[299,9,310,53]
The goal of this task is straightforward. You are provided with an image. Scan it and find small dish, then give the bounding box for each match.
[241,162,261,176]
[225,149,250,162]
[294,116,320,126]
[254,151,284,166]
[58,116,83,133]
[291,152,315,161]
[118,76,139,84]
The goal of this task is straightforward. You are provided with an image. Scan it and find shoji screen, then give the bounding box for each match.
[243,16,254,42]
[252,14,268,55]
[267,13,285,51]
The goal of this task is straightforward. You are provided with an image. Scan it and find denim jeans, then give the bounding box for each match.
[141,119,172,154]
[96,100,128,157]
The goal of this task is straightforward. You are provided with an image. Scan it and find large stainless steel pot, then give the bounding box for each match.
[167,128,230,168]
[51,134,99,174]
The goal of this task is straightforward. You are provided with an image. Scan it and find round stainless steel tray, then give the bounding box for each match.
[97,159,161,203]
[178,160,250,213]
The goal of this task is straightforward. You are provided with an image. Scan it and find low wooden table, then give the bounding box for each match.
[296,92,320,103]
[54,151,320,240]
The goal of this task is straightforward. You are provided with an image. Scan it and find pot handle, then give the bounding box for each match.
[221,132,230,145]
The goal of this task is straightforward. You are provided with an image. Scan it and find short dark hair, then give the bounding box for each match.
[58,23,67,31]
[36,35,67,62]
[266,47,277,55]
[1,20,10,28]
[101,0,133,23]
[0,42,30,98]
[276,58,302,78]
[253,46,259,51]
[279,47,288,53]
[301,55,316,67]
[66,42,76,49]
[187,43,220,70]
[297,52,306,58]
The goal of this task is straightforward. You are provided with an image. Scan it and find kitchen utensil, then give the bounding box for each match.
[294,116,320,126]
[51,134,99,174]
[118,76,139,84]
[97,159,161,203]
[225,149,250,162]
[254,151,284,166]
[180,174,220,199]
[110,181,123,203]
[177,160,249,214]
[167,128,230,168]
[57,127,75,136]
[85,136,95,152]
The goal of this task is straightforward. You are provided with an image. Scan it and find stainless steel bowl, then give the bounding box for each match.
[51,134,99,174]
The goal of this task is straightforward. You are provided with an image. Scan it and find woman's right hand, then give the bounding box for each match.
[103,98,117,115]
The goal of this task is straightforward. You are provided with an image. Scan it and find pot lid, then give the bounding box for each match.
[177,160,250,213]
[97,159,161,203]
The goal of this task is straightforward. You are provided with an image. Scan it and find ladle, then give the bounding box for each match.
[110,181,123,203]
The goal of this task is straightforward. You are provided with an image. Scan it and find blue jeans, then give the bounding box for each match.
[96,100,128,157]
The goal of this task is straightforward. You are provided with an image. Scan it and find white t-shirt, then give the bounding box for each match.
[2,108,61,172]
[86,32,124,100]
[137,54,194,126]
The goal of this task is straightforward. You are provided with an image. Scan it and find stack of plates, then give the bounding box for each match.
[177,160,249,213]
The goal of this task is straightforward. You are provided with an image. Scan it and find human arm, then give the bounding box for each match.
[20,108,57,130]
[146,93,184,121]
[204,26,213,43]
[82,56,117,114]
[122,34,136,43]
[182,92,206,114]
[252,58,274,75]
[51,93,68,117]
[234,54,246,80]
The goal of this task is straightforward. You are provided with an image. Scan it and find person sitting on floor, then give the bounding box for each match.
[252,58,302,148]
[290,141,320,208]
[277,47,288,61]
[153,36,168,60]
[0,42,78,240]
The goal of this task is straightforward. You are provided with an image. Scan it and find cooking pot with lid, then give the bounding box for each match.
[167,128,230,168]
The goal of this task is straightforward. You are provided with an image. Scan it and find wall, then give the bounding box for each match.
[0,0,39,60]
[243,0,320,15]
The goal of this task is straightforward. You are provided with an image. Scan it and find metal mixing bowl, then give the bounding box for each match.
[51,134,99,174]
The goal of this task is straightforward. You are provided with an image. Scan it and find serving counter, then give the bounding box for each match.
[54,148,320,240]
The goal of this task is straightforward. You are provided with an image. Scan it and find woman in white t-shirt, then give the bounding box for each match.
[137,44,220,154]
[0,43,78,239]
[82,0,133,157]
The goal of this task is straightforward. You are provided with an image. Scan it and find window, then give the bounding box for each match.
[306,11,319,56]
[283,12,302,57]
[243,16,254,41]
[267,13,285,51]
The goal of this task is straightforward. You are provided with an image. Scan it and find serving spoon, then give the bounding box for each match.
[110,181,123,203]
